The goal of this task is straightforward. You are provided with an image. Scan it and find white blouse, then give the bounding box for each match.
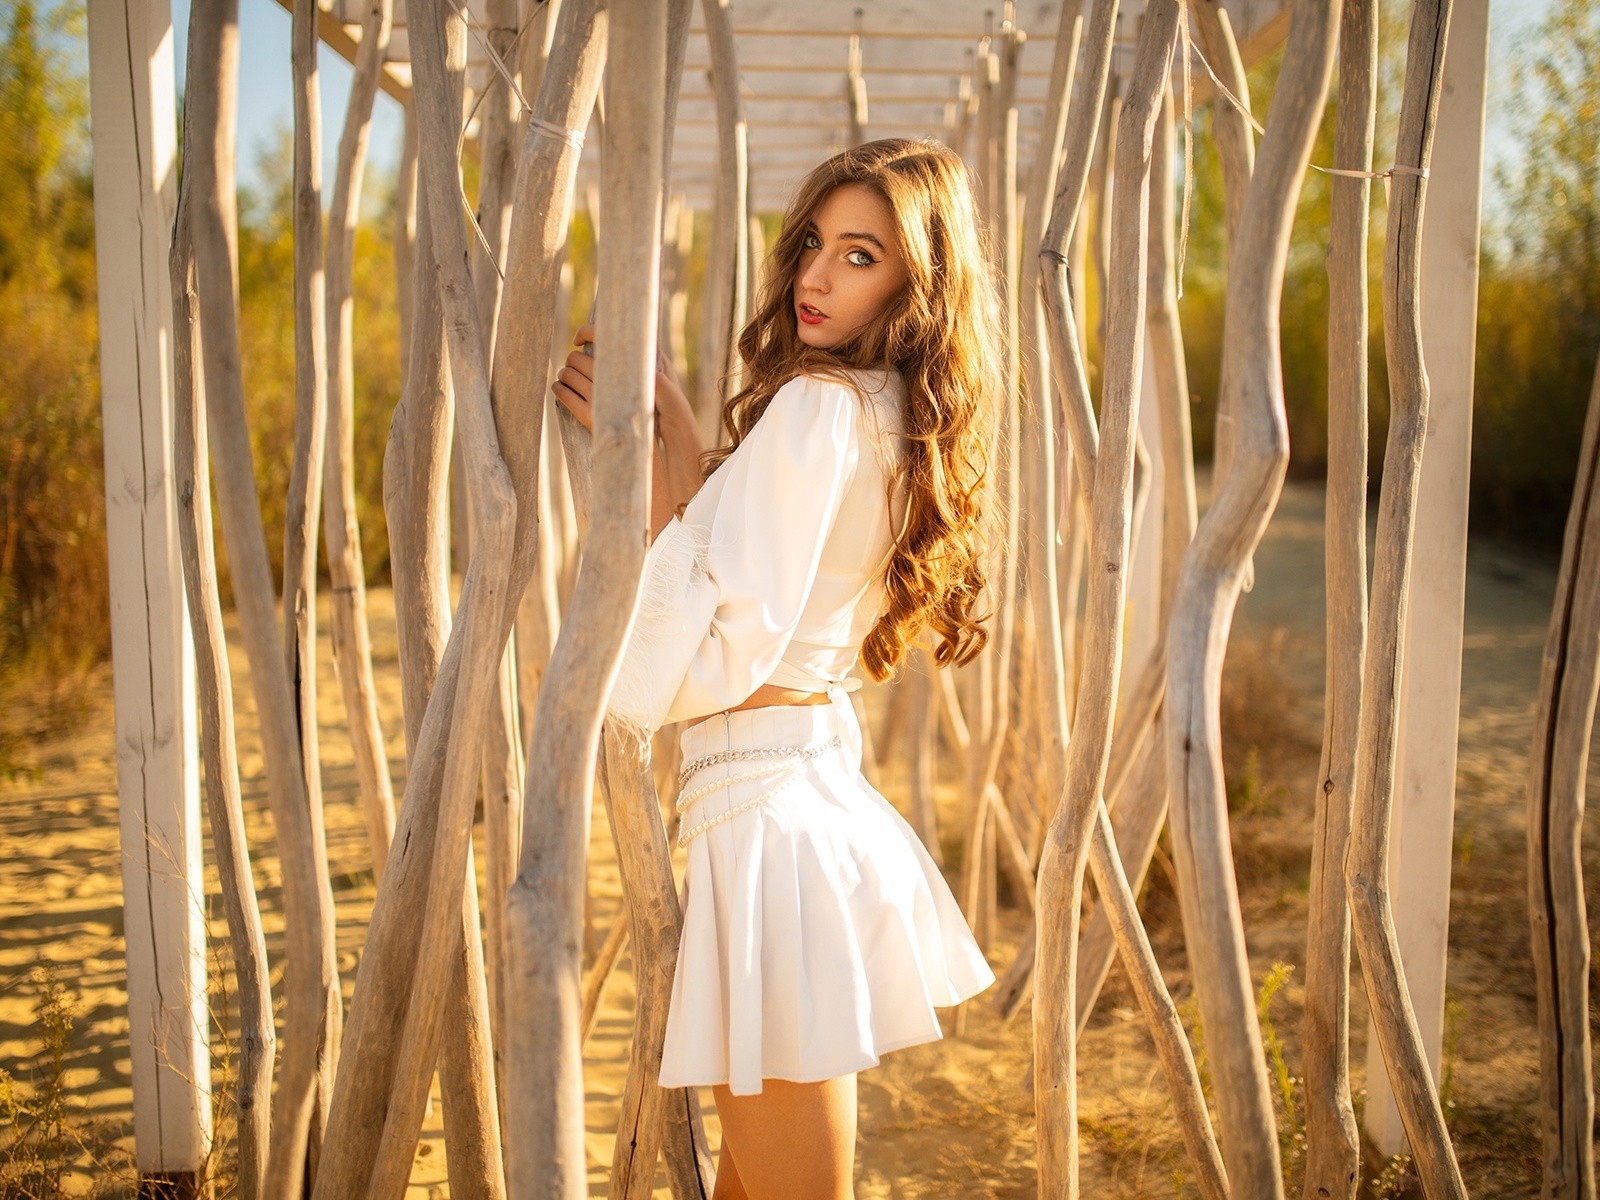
[606,368,910,733]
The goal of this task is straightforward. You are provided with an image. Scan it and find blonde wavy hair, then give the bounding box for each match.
[701,138,1004,681]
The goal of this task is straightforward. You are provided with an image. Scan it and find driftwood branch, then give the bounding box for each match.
[697,0,749,438]
[180,0,336,1187]
[504,1,670,1191]
[323,0,397,882]
[314,8,505,1197]
[1346,0,1470,1194]
[287,0,342,1168]
[1033,2,1179,1191]
[1301,1,1376,1194]
[169,22,274,1190]
[1163,0,1338,1193]
[362,0,519,1188]
[1528,346,1600,1200]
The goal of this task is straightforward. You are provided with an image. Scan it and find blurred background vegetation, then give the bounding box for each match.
[0,0,1595,761]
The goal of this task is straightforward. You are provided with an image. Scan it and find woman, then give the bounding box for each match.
[554,138,1001,1200]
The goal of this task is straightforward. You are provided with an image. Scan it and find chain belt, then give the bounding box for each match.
[674,732,842,848]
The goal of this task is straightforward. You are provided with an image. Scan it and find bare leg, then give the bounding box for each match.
[711,1075,857,1200]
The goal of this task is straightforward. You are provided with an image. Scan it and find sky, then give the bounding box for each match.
[167,0,1549,217]
[169,0,408,211]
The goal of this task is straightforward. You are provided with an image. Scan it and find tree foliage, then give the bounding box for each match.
[1472,0,1600,541]
[0,0,104,737]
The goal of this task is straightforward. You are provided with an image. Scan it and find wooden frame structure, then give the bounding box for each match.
[83,0,1561,1195]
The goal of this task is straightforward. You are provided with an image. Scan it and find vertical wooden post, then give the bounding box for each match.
[505,0,665,1189]
[1034,1,1181,1190]
[845,12,869,147]
[1302,1,1376,1194]
[1163,0,1337,1192]
[324,0,397,882]
[1018,0,1078,863]
[85,1,209,1188]
[288,2,344,1167]
[472,0,529,1116]
[1528,354,1600,1200]
[168,8,281,1194]
[1362,0,1489,1160]
[699,0,749,440]
[1345,0,1470,1191]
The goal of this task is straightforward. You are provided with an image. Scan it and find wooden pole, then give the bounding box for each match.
[1040,0,1118,493]
[1301,0,1375,1192]
[168,23,279,1179]
[505,1,666,1191]
[1034,2,1180,1191]
[1363,0,1489,1160]
[358,0,521,1186]
[519,0,562,101]
[160,0,339,1185]
[600,7,717,1192]
[314,8,506,1197]
[86,1,210,1188]
[1191,0,1257,593]
[1191,0,1255,251]
[1529,348,1600,1200]
[846,16,869,147]
[698,0,749,443]
[286,11,344,1157]
[324,0,397,884]
[1162,0,1337,1193]
[394,105,418,382]
[471,0,529,1115]
[959,2,1022,986]
[908,647,944,865]
[1345,0,1470,1191]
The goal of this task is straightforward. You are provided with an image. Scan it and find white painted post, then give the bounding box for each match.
[1363,0,1490,1156]
[87,0,211,1187]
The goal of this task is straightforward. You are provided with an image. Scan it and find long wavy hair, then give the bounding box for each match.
[701,138,1004,681]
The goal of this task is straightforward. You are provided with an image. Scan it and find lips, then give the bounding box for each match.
[797,302,827,325]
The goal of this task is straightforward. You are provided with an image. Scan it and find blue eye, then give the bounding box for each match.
[803,231,822,250]
[846,248,878,268]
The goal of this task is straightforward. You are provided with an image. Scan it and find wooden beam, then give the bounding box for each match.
[271,0,412,104]
[85,0,210,1184]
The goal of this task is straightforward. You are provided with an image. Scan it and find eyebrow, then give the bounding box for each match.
[807,222,887,252]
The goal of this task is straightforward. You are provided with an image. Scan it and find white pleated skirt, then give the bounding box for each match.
[658,687,995,1097]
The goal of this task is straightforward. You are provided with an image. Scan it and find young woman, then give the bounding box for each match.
[553,138,1001,1200]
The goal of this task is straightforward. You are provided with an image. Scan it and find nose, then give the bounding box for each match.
[798,252,830,295]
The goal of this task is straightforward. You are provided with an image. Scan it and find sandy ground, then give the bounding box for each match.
[1,477,1595,1196]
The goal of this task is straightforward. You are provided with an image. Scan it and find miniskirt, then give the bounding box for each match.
[658,685,995,1097]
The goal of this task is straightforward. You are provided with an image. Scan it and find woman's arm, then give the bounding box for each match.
[552,323,705,538]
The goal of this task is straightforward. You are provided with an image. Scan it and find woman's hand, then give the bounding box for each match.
[551,324,706,537]
[551,324,698,440]
[551,325,598,432]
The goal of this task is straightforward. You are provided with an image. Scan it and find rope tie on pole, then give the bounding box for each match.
[1175,31,1434,286]
[527,116,587,151]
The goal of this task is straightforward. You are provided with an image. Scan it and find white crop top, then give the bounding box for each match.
[606,368,910,733]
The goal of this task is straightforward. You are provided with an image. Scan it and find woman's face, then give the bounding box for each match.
[792,183,909,350]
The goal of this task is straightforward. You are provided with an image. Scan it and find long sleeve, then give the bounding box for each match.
[606,374,862,732]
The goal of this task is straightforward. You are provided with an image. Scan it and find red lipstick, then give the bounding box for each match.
[797,302,826,325]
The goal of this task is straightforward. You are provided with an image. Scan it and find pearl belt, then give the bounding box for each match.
[674,733,842,848]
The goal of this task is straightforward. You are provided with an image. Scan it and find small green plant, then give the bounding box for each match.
[0,961,134,1198]
[1438,989,1464,1121]
[1256,961,1306,1187]
[1174,992,1212,1103]
[1372,1152,1414,1199]
[1229,746,1290,816]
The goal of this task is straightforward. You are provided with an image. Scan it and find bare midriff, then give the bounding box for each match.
[687,682,833,730]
